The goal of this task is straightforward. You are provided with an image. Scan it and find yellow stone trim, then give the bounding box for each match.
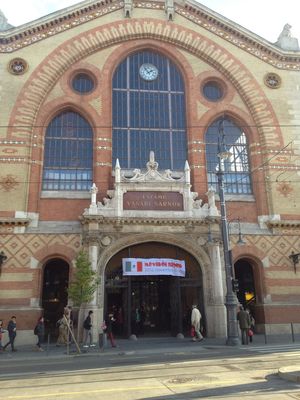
[0,289,32,299]
[0,273,33,282]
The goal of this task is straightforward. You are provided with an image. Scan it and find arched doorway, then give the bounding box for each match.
[105,242,203,337]
[234,259,256,309]
[42,258,70,336]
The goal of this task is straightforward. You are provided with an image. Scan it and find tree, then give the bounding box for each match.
[67,250,99,340]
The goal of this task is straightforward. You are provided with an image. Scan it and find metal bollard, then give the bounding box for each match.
[264,331,267,344]
[46,333,50,356]
[291,322,295,343]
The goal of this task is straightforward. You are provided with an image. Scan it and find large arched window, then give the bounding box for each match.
[42,111,93,191]
[205,117,252,194]
[112,50,187,170]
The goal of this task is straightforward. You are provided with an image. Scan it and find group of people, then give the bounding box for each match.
[0,316,17,352]
[189,304,255,345]
[82,308,117,348]
[0,315,45,352]
[1,304,255,352]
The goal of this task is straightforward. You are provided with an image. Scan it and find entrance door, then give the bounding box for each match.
[131,276,171,335]
[105,242,204,337]
[42,258,69,337]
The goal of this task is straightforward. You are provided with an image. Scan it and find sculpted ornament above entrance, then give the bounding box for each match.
[84,151,219,220]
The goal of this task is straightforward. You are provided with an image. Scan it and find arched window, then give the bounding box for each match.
[112,50,187,170]
[42,111,93,191]
[205,117,252,194]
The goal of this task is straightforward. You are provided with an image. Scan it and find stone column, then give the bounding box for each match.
[206,241,227,337]
[87,243,102,344]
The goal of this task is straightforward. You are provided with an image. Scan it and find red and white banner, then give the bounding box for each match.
[122,258,186,277]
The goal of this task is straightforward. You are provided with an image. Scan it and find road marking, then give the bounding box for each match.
[5,379,249,399]
[246,345,300,354]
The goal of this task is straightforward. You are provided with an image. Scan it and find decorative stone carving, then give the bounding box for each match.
[125,151,176,182]
[8,58,28,75]
[84,152,220,221]
[0,10,13,31]
[264,73,281,89]
[124,0,133,18]
[100,236,112,246]
[274,24,299,51]
[0,174,19,191]
[165,0,175,21]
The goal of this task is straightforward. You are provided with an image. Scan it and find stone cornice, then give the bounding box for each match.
[80,215,219,226]
[0,217,30,226]
[266,220,300,229]
[0,0,299,70]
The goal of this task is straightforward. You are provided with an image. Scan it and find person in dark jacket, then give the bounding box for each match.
[104,311,116,347]
[237,306,251,345]
[35,316,45,351]
[3,316,17,352]
[83,310,95,348]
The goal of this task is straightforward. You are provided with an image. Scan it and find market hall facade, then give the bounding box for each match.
[0,0,300,344]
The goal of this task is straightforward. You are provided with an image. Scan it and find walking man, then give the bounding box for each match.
[191,304,203,341]
[3,316,17,352]
[237,306,251,345]
[83,310,95,348]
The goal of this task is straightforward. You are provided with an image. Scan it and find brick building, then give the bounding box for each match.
[0,0,299,345]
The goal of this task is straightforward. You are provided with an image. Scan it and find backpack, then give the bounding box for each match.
[83,317,90,330]
[34,325,38,335]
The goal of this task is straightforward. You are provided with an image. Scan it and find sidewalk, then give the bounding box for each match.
[0,333,299,362]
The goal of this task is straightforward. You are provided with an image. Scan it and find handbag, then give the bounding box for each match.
[190,326,195,337]
[248,328,254,337]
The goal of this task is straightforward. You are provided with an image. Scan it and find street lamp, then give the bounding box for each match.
[289,251,300,273]
[0,251,7,275]
[216,119,240,346]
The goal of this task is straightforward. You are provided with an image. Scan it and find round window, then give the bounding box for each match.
[72,73,95,94]
[202,81,223,101]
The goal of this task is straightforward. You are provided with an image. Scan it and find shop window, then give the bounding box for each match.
[112,50,187,170]
[42,111,93,191]
[205,117,252,194]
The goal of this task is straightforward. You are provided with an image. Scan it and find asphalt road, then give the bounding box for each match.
[1,343,300,400]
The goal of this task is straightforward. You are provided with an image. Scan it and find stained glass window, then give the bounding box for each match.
[112,51,187,170]
[42,111,93,191]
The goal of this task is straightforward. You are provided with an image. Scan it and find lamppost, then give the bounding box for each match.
[216,119,240,346]
[0,250,7,275]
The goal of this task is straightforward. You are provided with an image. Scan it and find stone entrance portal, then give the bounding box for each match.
[105,241,203,337]
[81,153,227,339]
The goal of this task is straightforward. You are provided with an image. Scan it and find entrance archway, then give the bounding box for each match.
[42,258,70,335]
[234,259,256,309]
[105,242,204,337]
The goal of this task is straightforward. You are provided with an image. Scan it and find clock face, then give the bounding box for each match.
[139,63,158,81]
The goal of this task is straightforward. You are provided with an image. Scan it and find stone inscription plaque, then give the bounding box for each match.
[123,192,183,211]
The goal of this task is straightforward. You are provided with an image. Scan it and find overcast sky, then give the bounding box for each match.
[1,0,300,44]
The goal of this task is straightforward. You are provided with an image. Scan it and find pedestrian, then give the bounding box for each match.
[115,307,124,336]
[105,311,116,347]
[3,316,17,352]
[34,316,45,351]
[0,319,7,351]
[246,308,255,343]
[237,306,251,345]
[56,315,68,346]
[191,304,203,342]
[83,310,95,348]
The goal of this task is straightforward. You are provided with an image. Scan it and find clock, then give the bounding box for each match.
[139,63,158,81]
